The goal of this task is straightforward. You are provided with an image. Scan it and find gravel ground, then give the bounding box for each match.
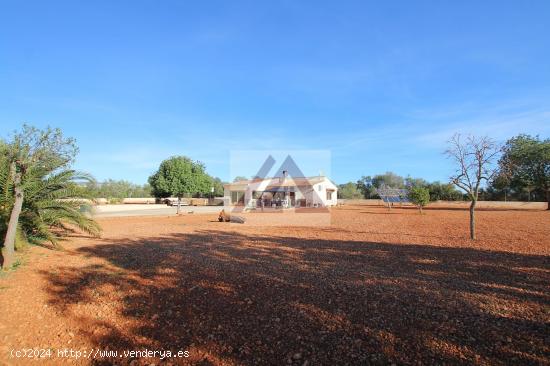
[0,205,549,365]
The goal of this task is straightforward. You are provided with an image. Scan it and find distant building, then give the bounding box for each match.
[223,172,338,208]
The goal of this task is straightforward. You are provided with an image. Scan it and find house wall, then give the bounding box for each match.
[326,179,339,206]
[311,178,338,207]
[224,177,339,207]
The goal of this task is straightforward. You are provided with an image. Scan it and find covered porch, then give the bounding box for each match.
[251,187,302,209]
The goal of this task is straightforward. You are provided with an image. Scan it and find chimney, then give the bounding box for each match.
[280,170,288,183]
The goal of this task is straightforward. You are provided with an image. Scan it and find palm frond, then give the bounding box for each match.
[1,155,101,248]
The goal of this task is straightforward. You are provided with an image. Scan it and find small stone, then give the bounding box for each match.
[293,352,302,360]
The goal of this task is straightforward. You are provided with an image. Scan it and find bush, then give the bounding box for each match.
[338,182,364,199]
[426,182,463,201]
[408,186,430,213]
[107,197,123,204]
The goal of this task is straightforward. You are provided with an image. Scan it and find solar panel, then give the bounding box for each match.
[376,186,410,207]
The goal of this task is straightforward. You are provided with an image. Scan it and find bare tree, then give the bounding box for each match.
[445,134,500,240]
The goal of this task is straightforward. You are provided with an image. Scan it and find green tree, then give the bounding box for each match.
[408,186,430,213]
[488,173,511,201]
[148,156,212,213]
[372,172,405,189]
[84,179,153,199]
[405,176,428,188]
[445,134,500,240]
[426,181,463,201]
[1,125,100,269]
[356,173,407,198]
[134,183,152,197]
[498,135,550,209]
[356,176,374,198]
[210,177,225,197]
[337,182,363,199]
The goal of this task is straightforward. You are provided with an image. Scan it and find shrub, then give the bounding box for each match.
[107,197,123,204]
[408,186,430,213]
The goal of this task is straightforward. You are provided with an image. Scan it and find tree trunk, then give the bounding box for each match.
[469,199,476,240]
[2,169,23,269]
[546,190,550,211]
[177,197,181,215]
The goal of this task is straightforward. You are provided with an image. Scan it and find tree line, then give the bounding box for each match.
[83,180,153,201]
[338,173,463,201]
[338,134,550,205]
[80,164,225,202]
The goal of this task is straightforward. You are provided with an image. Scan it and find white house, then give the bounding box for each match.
[223,172,338,208]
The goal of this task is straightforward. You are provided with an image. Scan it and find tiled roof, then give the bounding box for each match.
[224,176,327,189]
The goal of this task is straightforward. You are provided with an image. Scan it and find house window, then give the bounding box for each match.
[318,185,322,191]
[326,191,332,200]
[231,191,245,204]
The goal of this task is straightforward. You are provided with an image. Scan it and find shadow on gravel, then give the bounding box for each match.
[42,231,550,365]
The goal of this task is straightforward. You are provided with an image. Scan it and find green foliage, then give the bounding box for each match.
[372,172,405,189]
[405,176,428,188]
[148,156,212,198]
[356,172,405,198]
[355,173,462,201]
[211,177,225,197]
[356,176,375,198]
[426,181,463,201]
[1,125,101,247]
[84,179,152,199]
[408,186,430,212]
[338,182,363,199]
[14,227,29,250]
[350,171,463,202]
[498,134,550,205]
[5,124,79,178]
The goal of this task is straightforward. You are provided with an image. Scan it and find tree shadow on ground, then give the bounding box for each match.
[42,231,550,365]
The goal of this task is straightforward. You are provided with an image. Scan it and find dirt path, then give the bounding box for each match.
[1,206,549,365]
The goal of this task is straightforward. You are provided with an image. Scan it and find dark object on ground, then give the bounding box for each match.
[218,209,246,223]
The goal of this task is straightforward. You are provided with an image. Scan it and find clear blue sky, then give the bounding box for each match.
[1,1,549,184]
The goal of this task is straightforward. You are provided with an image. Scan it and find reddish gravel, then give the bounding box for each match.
[1,205,549,365]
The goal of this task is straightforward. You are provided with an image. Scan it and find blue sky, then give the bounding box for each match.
[1,1,549,184]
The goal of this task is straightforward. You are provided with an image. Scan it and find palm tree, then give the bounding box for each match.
[0,152,100,248]
[1,126,100,268]
[16,168,100,245]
